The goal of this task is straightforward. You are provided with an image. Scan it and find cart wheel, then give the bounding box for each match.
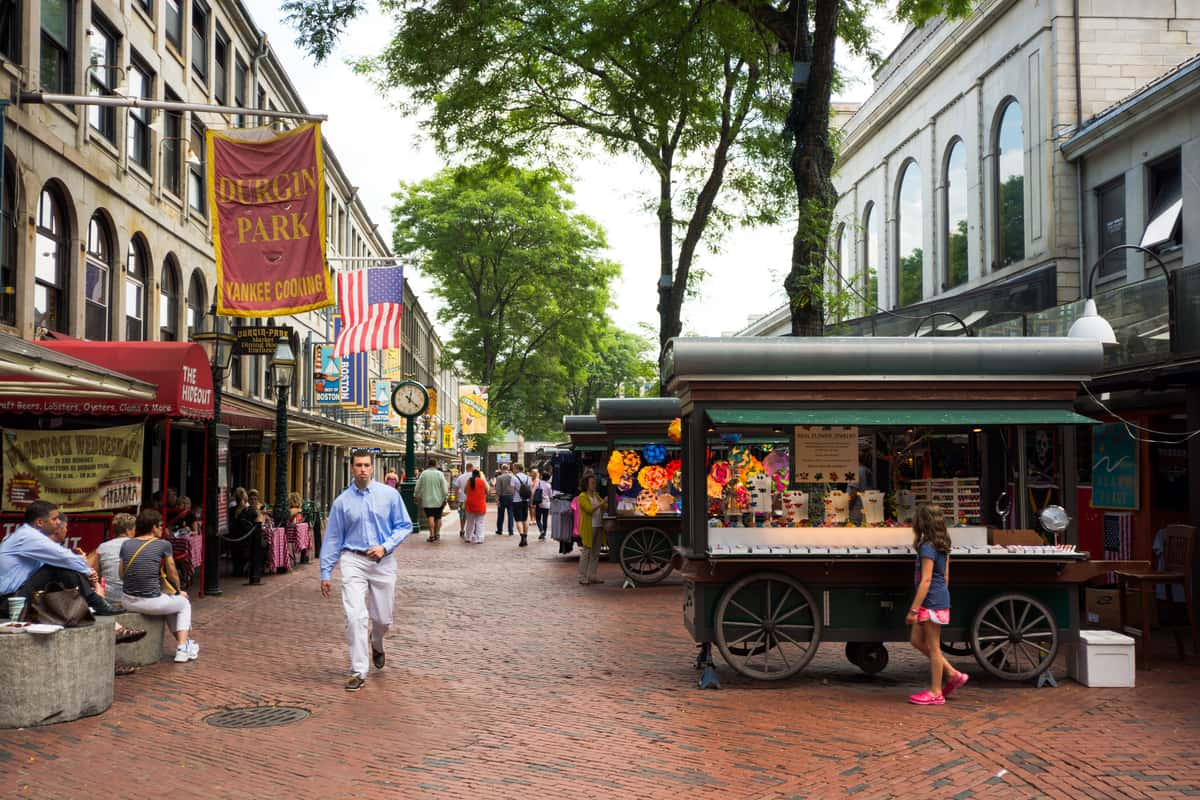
[970,593,1059,681]
[714,572,821,681]
[844,641,864,666]
[856,643,889,674]
[619,526,675,586]
[940,641,973,657]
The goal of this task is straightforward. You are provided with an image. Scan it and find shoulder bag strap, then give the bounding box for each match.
[120,538,155,579]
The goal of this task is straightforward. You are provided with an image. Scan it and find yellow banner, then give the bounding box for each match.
[381,349,402,379]
[427,386,439,416]
[2,424,144,512]
[442,425,454,450]
[459,386,488,435]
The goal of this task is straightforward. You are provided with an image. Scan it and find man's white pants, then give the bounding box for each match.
[338,551,397,678]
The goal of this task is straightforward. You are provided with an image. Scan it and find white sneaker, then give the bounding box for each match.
[174,646,190,663]
[185,639,200,660]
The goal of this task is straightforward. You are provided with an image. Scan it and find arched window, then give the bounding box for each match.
[35,186,69,334]
[125,235,149,340]
[85,214,113,340]
[995,100,1025,269]
[944,139,968,290]
[895,160,923,307]
[862,203,878,309]
[186,270,206,338]
[1,152,16,327]
[160,257,180,341]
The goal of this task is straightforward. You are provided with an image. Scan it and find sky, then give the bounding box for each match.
[244,1,907,342]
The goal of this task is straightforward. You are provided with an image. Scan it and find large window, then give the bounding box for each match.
[126,235,149,340]
[162,90,183,196]
[0,0,19,62]
[127,59,152,171]
[160,258,180,341]
[87,13,118,143]
[995,100,1025,269]
[862,203,878,309]
[0,153,15,326]
[1096,178,1126,281]
[213,27,228,104]
[132,0,151,19]
[186,270,206,338]
[191,0,208,81]
[944,139,968,290]
[895,160,923,307]
[234,57,248,126]
[165,0,182,52]
[35,187,69,334]
[1142,152,1182,253]
[85,214,113,340]
[188,121,206,214]
[40,0,73,93]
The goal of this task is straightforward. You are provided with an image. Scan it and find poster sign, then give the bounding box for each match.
[314,343,341,405]
[2,424,144,512]
[1091,423,1137,510]
[381,349,402,379]
[459,386,488,435]
[208,123,334,317]
[427,386,439,416]
[442,425,454,450]
[233,325,292,355]
[792,426,859,483]
[370,380,391,425]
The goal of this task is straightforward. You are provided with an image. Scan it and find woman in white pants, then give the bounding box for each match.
[119,508,198,663]
[462,469,488,544]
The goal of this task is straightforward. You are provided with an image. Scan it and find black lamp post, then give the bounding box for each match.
[269,337,296,526]
[190,304,236,596]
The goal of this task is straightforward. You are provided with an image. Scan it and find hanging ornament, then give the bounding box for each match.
[709,460,732,486]
[642,444,667,465]
[707,476,723,499]
[637,465,668,491]
[607,451,627,484]
[637,490,659,515]
[664,459,682,482]
[622,450,641,474]
[667,417,682,443]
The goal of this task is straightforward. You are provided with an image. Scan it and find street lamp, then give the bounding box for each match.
[190,304,236,596]
[910,311,973,337]
[1068,244,1170,346]
[269,336,296,527]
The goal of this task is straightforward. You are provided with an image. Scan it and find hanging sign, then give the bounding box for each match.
[442,424,454,450]
[426,386,439,416]
[459,386,488,435]
[1091,423,1137,510]
[233,324,293,356]
[370,380,391,425]
[792,426,859,483]
[208,123,334,317]
[313,343,340,405]
[2,424,144,512]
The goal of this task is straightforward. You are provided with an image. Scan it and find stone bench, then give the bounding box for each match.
[115,611,166,666]
[0,621,113,728]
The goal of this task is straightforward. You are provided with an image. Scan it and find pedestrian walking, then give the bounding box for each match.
[576,473,607,585]
[384,467,399,489]
[494,463,516,536]
[512,464,533,547]
[462,468,488,544]
[452,465,473,537]
[530,468,551,541]
[319,450,414,692]
[414,459,449,542]
[906,503,969,705]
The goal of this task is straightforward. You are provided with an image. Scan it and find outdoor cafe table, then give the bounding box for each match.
[287,523,313,557]
[266,528,290,573]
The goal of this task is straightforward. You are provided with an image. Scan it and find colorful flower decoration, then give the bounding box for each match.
[709,460,732,486]
[706,477,723,499]
[733,483,750,508]
[637,465,668,491]
[737,456,765,483]
[618,476,635,493]
[607,451,627,484]
[664,459,682,481]
[637,490,659,515]
[763,448,789,478]
[622,450,641,473]
[642,444,667,465]
[667,417,682,444]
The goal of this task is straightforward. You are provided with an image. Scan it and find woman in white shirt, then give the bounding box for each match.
[530,469,553,541]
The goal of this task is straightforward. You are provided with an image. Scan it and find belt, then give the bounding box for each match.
[346,548,373,557]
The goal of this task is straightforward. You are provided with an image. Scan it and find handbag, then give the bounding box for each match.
[29,582,94,627]
[122,538,179,597]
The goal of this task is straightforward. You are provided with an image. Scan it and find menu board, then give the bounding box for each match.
[792,426,858,483]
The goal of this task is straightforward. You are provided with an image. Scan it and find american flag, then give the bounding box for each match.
[333,266,404,357]
[1103,512,1133,582]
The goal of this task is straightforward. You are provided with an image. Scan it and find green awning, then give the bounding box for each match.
[573,443,609,452]
[705,408,1098,427]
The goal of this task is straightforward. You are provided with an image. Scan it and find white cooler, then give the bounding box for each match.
[1073,630,1136,687]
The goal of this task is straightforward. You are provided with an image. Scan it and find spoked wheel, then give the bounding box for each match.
[970,593,1059,681]
[714,573,821,680]
[618,526,675,586]
[940,641,973,656]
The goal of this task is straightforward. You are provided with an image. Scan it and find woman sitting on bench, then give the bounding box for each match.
[119,509,199,664]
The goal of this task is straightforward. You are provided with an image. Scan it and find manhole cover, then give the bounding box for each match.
[204,706,310,729]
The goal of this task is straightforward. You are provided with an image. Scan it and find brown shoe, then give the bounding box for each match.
[345,674,365,692]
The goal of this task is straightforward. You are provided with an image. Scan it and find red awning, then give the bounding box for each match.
[0,341,214,419]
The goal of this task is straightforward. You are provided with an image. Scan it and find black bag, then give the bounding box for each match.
[532,486,544,505]
[518,477,532,501]
[29,583,94,627]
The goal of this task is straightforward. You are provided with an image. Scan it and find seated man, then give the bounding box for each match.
[0,500,122,617]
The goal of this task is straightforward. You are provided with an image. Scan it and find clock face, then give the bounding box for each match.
[390,381,429,418]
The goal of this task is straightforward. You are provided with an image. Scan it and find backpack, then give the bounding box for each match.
[518,475,532,500]
[532,484,544,506]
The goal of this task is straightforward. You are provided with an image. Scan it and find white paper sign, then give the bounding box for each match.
[793,426,858,483]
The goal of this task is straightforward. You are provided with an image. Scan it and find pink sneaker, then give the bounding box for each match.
[943,671,969,698]
[908,690,945,705]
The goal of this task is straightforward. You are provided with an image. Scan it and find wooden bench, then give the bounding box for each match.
[0,622,113,728]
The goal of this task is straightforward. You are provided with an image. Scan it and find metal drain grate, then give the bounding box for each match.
[204,706,310,729]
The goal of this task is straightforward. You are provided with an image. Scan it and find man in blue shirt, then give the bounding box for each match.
[320,450,413,691]
[0,501,123,617]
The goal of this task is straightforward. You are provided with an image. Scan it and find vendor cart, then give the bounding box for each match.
[663,336,1146,685]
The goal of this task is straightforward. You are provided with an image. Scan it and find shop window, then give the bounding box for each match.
[186,270,206,338]
[0,152,15,327]
[188,121,206,214]
[895,159,923,307]
[165,0,181,51]
[862,203,878,309]
[87,12,118,143]
[126,235,149,340]
[943,138,968,290]
[1096,177,1126,281]
[127,58,152,171]
[40,0,74,93]
[234,57,248,127]
[213,27,228,104]
[160,257,180,341]
[0,0,19,62]
[162,89,183,196]
[190,0,208,81]
[132,0,150,19]
[1141,152,1182,253]
[35,186,70,334]
[994,99,1025,269]
[84,214,113,341]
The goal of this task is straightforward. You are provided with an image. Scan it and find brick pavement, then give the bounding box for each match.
[2,509,1199,799]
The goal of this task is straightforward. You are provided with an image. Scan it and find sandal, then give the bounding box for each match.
[115,663,138,676]
[116,626,147,644]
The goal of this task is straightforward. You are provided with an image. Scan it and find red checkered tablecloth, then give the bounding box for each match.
[267,528,289,572]
[287,523,313,553]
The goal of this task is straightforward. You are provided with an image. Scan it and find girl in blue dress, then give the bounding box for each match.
[906,503,969,705]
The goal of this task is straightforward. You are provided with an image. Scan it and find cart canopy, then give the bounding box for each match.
[705,408,1098,427]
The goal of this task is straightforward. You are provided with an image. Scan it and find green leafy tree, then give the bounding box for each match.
[283,0,792,358]
[391,163,619,445]
[947,218,968,289]
[564,326,659,416]
[898,246,922,307]
[998,174,1025,268]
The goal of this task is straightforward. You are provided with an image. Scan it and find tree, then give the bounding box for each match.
[284,0,792,358]
[564,326,659,416]
[723,0,974,334]
[391,163,618,440]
